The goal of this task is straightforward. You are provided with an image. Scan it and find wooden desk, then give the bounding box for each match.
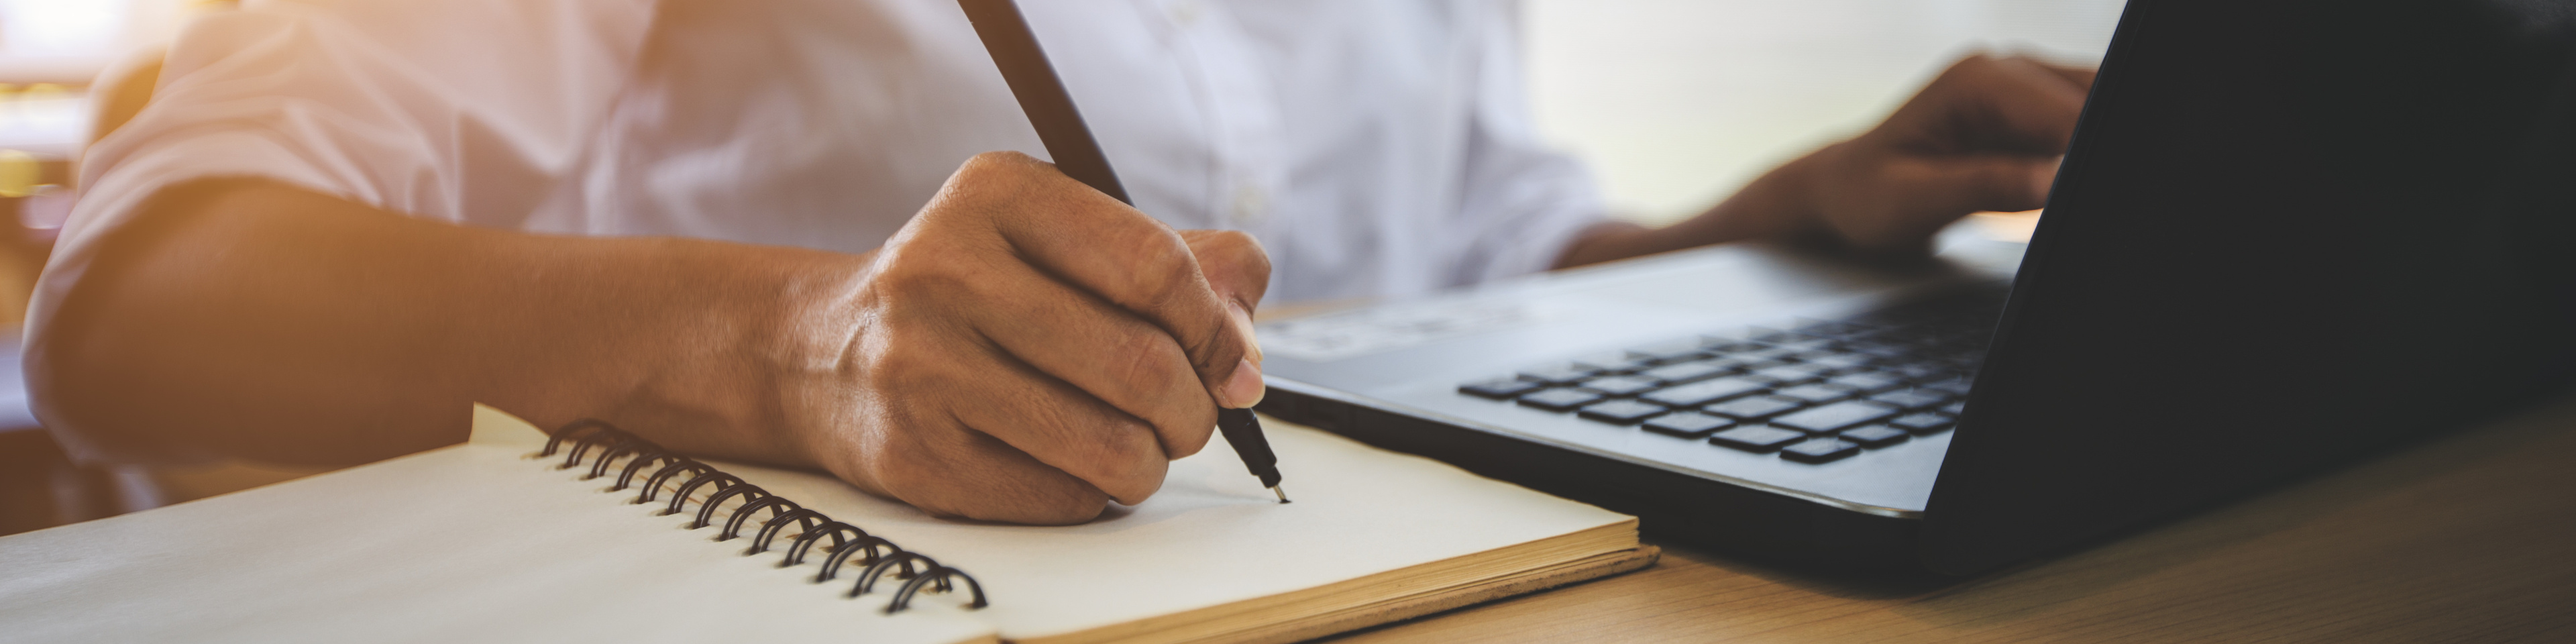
[1328,392,2576,643]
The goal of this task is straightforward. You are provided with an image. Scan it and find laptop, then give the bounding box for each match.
[1251,0,2576,575]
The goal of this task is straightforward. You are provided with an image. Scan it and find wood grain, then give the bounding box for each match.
[1324,392,2576,643]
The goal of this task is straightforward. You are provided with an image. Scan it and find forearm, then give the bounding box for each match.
[34,179,865,466]
[1552,146,1832,269]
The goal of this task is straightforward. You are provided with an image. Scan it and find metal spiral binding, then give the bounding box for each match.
[536,419,989,614]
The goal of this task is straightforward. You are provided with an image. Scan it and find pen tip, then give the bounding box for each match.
[1271,486,1291,504]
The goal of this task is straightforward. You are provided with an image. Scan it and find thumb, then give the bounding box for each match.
[1177,229,1273,407]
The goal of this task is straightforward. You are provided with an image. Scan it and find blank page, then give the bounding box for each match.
[674,411,1635,642]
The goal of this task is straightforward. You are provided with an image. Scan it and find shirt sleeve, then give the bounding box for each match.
[1438,1,1609,286]
[27,0,655,464]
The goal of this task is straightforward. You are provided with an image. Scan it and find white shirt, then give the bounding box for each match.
[32,0,1606,460]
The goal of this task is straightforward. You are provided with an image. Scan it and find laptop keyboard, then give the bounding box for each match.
[1456,287,2004,464]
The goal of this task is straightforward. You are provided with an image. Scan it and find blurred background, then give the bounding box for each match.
[0,0,2126,535]
[1524,0,2124,225]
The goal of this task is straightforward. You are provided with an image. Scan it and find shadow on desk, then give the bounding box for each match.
[1327,390,2576,643]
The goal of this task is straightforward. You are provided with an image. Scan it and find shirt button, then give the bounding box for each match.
[1169,0,1201,26]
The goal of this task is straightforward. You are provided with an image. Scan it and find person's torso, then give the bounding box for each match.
[523,0,1497,301]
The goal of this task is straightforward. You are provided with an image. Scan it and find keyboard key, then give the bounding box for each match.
[1515,365,1597,386]
[1764,337,1838,352]
[1780,439,1861,463]
[1698,339,1759,353]
[1795,320,1876,337]
[1576,399,1668,425]
[1786,349,1850,363]
[1570,354,1656,374]
[1458,378,1543,399]
[1701,356,1781,373]
[1642,412,1734,437]
[1826,371,1904,393]
[1578,375,1660,396]
[1940,400,1967,415]
[1919,377,1974,396]
[1867,388,1951,410]
[1770,384,1855,404]
[1849,343,1915,360]
[1748,364,1834,384]
[1517,388,1604,411]
[1623,340,1711,364]
[1803,354,1876,371]
[1888,413,1956,434]
[1836,425,1911,447]
[1703,396,1805,420]
[1642,376,1766,407]
[1770,400,1901,433]
[1638,362,1727,385]
[1709,426,1807,452]
[1731,346,1799,362]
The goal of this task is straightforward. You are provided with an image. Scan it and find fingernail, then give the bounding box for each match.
[1221,358,1265,408]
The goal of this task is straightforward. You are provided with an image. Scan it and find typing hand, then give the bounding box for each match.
[1550,53,2095,269]
[793,151,1270,525]
[1801,53,2095,254]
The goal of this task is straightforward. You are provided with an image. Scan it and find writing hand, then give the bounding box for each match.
[788,151,1271,525]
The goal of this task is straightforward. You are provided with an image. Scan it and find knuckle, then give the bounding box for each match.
[885,427,1113,525]
[1094,447,1167,503]
[1105,330,1188,386]
[1161,405,1218,459]
[1181,329,1235,374]
[1120,231,1202,299]
[1943,54,1999,83]
[981,466,1114,525]
[1201,230,1273,278]
[1014,486,1112,525]
[938,152,1046,217]
[1074,413,1165,473]
[1052,411,1167,500]
[959,150,1038,178]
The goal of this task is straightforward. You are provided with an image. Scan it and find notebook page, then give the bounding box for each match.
[682,412,1635,641]
[0,433,996,644]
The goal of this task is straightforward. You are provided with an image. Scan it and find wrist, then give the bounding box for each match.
[578,240,875,470]
[1671,144,1839,247]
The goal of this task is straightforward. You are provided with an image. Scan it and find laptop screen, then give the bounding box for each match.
[1921,0,2576,574]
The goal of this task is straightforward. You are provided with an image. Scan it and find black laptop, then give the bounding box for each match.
[1252,0,2576,574]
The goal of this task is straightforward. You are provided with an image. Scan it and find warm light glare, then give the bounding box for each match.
[0,0,128,57]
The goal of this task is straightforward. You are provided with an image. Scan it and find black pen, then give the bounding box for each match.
[957,0,1288,504]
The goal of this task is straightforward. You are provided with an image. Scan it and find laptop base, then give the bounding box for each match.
[1259,384,1923,571]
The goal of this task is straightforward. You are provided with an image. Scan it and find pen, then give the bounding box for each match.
[957,0,1289,504]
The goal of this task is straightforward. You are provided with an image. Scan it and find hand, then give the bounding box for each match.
[786,151,1271,525]
[1552,53,2094,268]
[1801,53,2096,253]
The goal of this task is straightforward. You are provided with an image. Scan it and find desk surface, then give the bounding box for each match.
[1328,392,2576,643]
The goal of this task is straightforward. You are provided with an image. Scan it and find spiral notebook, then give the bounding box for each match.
[0,405,1653,644]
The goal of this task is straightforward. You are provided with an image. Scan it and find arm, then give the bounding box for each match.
[36,152,1269,525]
[1555,54,2097,268]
